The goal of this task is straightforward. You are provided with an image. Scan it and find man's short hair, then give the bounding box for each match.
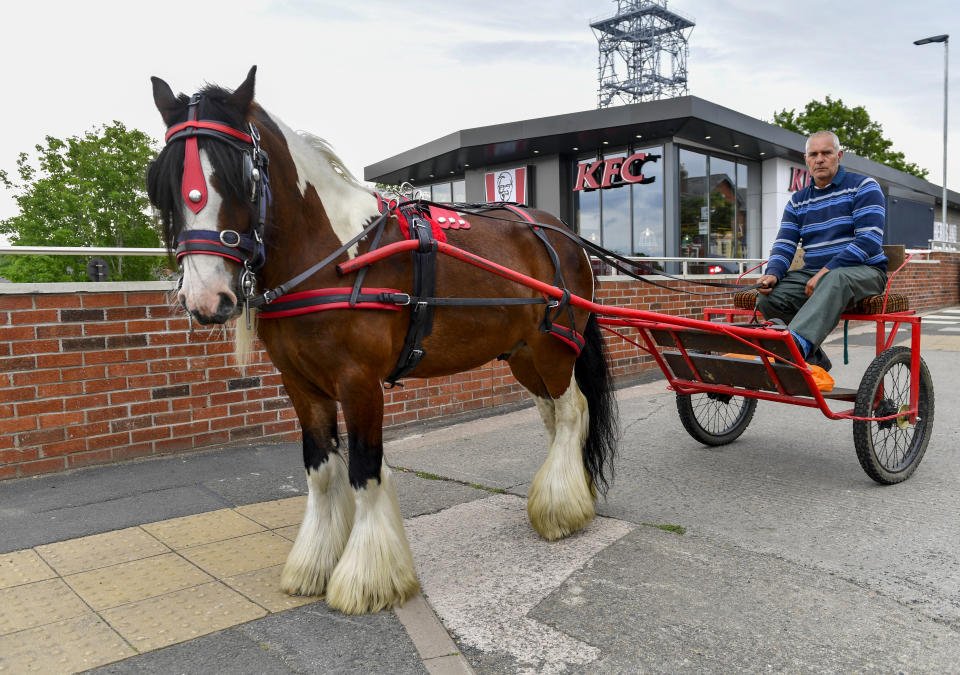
[805,130,841,153]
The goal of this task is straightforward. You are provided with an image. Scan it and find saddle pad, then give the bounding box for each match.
[376,194,471,243]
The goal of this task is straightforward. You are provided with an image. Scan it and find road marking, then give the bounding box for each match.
[921,320,959,324]
[405,494,634,672]
[922,315,960,320]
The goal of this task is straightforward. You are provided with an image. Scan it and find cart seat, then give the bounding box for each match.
[731,289,909,314]
[734,245,909,315]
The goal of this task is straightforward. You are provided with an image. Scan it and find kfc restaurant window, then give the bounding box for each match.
[415,179,465,202]
[573,144,665,260]
[678,148,755,268]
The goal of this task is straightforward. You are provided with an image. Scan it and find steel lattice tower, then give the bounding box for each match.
[591,0,695,107]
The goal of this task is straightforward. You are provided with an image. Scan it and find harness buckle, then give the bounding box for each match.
[392,293,411,306]
[413,300,429,314]
[220,230,242,247]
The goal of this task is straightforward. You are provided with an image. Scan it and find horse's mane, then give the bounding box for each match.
[296,132,369,193]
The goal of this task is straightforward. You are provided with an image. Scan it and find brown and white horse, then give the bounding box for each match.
[146,67,618,614]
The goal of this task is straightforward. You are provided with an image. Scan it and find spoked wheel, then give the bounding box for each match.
[676,391,757,446]
[853,346,934,484]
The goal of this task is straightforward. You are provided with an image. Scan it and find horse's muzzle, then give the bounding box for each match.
[183,292,240,325]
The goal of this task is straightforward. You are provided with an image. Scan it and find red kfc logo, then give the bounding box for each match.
[574,152,658,191]
[789,167,812,192]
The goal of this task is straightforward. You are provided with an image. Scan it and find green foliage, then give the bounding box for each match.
[772,96,928,179]
[0,121,167,282]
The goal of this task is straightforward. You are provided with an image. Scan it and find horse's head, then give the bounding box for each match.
[147,66,267,325]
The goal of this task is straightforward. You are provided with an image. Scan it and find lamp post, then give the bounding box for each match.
[914,34,949,235]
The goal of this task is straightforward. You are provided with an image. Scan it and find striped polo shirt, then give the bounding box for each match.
[766,165,887,280]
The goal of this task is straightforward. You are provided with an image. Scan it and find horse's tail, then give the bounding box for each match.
[574,313,619,496]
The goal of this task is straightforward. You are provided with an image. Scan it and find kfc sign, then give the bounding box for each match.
[574,152,659,191]
[789,166,812,192]
[484,167,528,203]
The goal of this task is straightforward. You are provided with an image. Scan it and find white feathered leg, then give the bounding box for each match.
[527,373,595,541]
[281,452,355,596]
[325,463,419,614]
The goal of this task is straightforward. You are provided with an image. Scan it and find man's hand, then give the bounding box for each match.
[805,267,830,297]
[757,274,778,295]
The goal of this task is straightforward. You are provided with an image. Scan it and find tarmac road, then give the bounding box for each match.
[1,308,959,673]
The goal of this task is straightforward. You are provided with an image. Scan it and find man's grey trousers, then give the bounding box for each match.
[756,266,887,348]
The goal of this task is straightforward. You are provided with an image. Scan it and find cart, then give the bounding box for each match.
[595,245,934,484]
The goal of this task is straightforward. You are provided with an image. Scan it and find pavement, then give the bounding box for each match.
[2,307,960,673]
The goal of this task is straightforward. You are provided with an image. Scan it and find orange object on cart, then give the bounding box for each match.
[722,353,834,392]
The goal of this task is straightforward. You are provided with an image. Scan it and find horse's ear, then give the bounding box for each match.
[230,66,257,114]
[151,76,182,127]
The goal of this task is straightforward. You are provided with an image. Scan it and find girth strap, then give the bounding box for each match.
[385,217,438,386]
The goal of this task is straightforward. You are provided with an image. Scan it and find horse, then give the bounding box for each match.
[146,67,618,615]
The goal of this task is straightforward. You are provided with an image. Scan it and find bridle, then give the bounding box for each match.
[165,93,271,301]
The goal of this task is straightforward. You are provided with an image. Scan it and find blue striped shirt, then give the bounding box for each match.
[766,165,887,280]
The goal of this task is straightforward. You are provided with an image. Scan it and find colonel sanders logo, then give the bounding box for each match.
[496,172,514,201]
[485,167,527,203]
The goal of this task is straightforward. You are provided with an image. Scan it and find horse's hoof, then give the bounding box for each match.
[325,562,420,614]
[527,467,596,541]
[279,562,328,597]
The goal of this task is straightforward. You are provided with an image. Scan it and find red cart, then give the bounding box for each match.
[595,245,933,484]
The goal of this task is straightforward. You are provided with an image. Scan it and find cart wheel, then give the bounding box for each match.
[853,346,934,484]
[676,392,757,446]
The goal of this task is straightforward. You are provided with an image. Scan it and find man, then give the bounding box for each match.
[757,130,888,370]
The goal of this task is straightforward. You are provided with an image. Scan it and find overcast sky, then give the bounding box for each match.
[1,0,958,224]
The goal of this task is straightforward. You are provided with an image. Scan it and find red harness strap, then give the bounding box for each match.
[257,287,407,319]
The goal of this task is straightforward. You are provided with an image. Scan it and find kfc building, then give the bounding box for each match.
[366,96,960,269]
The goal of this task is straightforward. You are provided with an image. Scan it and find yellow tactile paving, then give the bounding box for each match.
[141,508,264,550]
[178,531,292,578]
[100,581,267,652]
[0,578,90,635]
[35,527,170,576]
[64,553,213,611]
[2,498,340,671]
[0,549,56,590]
[223,564,319,613]
[235,496,306,529]
[0,614,135,673]
[273,524,301,541]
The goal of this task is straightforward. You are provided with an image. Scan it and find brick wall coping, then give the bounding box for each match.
[0,281,175,295]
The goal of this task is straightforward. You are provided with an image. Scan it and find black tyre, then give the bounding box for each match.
[676,392,757,446]
[853,346,934,484]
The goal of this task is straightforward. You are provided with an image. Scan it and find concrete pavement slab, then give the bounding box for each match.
[405,493,634,673]
[532,526,960,673]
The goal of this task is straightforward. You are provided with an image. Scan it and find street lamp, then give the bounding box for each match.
[914,34,949,235]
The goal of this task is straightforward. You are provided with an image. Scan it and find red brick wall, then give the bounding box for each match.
[2,252,957,480]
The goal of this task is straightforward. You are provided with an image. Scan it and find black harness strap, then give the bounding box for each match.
[385,217,439,386]
[500,204,585,353]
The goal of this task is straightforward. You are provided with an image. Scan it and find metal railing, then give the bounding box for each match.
[0,246,764,277]
[0,245,767,281]
[0,246,166,256]
[591,256,766,278]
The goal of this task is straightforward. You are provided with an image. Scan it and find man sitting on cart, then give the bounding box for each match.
[756,130,888,370]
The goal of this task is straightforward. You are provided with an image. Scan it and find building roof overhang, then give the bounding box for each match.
[365,95,960,209]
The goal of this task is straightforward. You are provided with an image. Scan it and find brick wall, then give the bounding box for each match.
[2,252,957,480]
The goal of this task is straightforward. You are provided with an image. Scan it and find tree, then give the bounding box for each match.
[0,122,166,282]
[772,96,929,179]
